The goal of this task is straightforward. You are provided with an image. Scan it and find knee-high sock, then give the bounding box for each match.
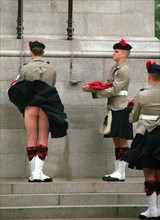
[115,147,129,161]
[36,144,48,160]
[27,146,37,161]
[144,180,157,196]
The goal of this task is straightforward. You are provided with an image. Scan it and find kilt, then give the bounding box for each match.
[8,80,68,138]
[123,126,160,170]
[104,108,133,140]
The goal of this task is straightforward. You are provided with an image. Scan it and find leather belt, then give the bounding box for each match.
[139,114,159,120]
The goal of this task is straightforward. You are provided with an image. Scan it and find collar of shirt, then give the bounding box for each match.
[32,58,44,62]
[149,84,160,89]
[116,62,127,68]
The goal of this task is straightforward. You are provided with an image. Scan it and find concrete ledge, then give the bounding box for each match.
[1,50,160,58]
[0,205,146,219]
[1,193,146,207]
[0,177,144,194]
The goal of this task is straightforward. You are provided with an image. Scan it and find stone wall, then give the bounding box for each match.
[1,0,155,37]
[0,0,159,179]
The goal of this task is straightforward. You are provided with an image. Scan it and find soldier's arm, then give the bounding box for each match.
[129,93,141,123]
[95,68,130,98]
[17,66,25,81]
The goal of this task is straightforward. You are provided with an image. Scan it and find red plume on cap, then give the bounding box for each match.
[29,40,39,46]
[146,60,157,69]
[29,41,32,46]
[119,39,126,47]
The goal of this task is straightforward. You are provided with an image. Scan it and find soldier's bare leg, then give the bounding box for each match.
[24,106,39,146]
[37,108,49,146]
[24,106,52,182]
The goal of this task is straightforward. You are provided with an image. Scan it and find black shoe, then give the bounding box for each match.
[42,178,53,182]
[28,178,53,182]
[102,176,125,182]
[28,179,41,182]
[139,214,159,219]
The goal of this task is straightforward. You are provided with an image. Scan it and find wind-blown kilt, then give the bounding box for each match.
[104,108,133,140]
[123,126,160,170]
[8,80,68,138]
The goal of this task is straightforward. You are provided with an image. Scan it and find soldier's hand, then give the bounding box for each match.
[82,85,96,93]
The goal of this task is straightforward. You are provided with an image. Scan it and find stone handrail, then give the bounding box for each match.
[0,50,159,59]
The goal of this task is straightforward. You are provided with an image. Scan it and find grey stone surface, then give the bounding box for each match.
[1,193,146,207]
[1,194,60,207]
[0,177,145,218]
[0,153,26,177]
[0,206,146,219]
[0,0,156,37]
[0,177,144,194]
[1,105,24,129]
[0,129,26,154]
[1,219,141,220]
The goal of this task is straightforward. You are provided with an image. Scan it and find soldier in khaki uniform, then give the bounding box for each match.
[8,41,68,182]
[18,42,56,87]
[18,41,56,182]
[83,39,133,181]
[123,61,160,219]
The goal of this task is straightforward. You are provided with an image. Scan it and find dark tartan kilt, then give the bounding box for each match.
[104,108,133,140]
[123,126,160,170]
[8,80,68,138]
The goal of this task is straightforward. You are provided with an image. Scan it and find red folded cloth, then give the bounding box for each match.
[83,81,113,90]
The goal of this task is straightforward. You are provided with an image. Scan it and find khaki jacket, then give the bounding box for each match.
[129,84,160,135]
[95,62,131,111]
[18,58,57,87]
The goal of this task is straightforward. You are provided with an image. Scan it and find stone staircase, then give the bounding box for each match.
[0,177,147,219]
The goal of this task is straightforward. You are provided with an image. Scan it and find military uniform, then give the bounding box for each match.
[18,58,56,87]
[123,84,160,170]
[91,39,133,182]
[123,61,160,219]
[96,63,131,111]
[94,62,133,139]
[8,40,67,183]
[129,84,160,135]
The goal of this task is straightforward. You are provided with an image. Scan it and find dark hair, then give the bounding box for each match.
[31,47,44,56]
[150,73,160,81]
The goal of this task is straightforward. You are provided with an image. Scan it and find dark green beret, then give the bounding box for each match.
[113,39,132,51]
[29,41,45,49]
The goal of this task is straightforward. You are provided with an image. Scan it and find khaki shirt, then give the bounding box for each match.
[95,63,131,110]
[18,58,57,88]
[129,84,160,135]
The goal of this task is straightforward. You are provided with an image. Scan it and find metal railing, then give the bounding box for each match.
[16,0,74,40]
[17,0,24,39]
[67,0,74,40]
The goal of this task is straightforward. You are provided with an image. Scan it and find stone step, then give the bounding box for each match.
[0,178,146,219]
[1,193,146,207]
[0,205,146,219]
[6,219,140,220]
[1,177,144,194]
